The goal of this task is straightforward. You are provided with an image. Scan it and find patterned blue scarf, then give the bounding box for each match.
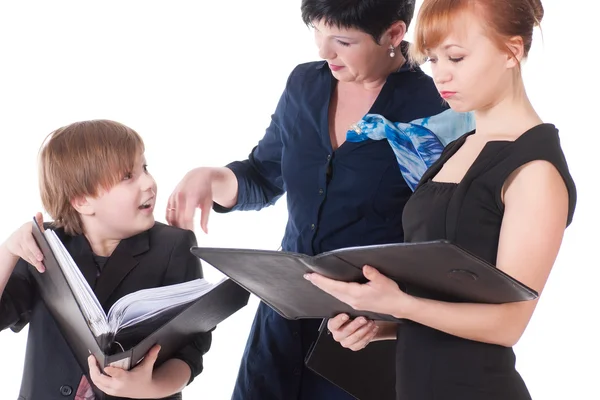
[346,109,475,191]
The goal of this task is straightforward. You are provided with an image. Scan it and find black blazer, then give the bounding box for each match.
[0,222,211,400]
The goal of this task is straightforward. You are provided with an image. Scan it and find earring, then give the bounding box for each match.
[389,45,396,58]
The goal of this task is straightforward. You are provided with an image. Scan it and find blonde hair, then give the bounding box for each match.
[38,120,144,235]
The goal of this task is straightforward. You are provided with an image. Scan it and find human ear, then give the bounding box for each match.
[71,196,95,216]
[505,36,525,69]
[385,20,407,48]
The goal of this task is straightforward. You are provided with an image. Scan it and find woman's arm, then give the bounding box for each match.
[307,160,570,347]
[401,160,569,346]
[215,80,291,213]
[167,72,294,231]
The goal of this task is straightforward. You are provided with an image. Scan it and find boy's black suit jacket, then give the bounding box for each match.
[0,222,211,400]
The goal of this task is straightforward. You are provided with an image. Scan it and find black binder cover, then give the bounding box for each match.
[30,220,250,398]
[305,321,396,400]
[191,240,537,322]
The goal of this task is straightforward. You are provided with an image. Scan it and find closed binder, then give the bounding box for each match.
[304,321,396,400]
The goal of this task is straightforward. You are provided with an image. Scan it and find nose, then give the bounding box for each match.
[140,171,156,193]
[316,35,335,61]
[433,63,452,86]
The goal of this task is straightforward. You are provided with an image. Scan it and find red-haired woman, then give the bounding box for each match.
[305,1,577,398]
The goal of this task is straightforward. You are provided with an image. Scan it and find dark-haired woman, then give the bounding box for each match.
[167,1,472,399]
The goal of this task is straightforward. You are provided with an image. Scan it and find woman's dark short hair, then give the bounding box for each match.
[301,0,416,43]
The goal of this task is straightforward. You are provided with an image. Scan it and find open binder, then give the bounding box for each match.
[30,219,249,377]
[191,240,537,322]
[192,241,538,400]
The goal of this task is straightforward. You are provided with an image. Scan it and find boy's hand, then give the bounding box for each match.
[88,345,161,399]
[2,212,45,273]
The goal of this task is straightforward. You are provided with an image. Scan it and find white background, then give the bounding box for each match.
[0,1,597,399]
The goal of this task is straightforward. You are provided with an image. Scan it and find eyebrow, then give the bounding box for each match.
[442,43,465,50]
[312,26,354,40]
[333,35,354,40]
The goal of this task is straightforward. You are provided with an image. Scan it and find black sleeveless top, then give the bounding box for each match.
[396,124,576,400]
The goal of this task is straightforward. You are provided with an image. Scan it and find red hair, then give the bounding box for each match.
[410,0,544,64]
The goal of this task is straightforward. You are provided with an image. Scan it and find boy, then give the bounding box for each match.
[0,120,210,399]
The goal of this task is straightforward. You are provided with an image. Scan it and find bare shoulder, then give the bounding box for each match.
[506,159,567,193]
[503,160,569,219]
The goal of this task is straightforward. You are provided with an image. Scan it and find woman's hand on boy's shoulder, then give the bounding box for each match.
[1,212,45,273]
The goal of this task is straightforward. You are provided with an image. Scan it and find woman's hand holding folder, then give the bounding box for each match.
[326,313,400,352]
[305,264,411,318]
[306,264,410,352]
[326,313,379,351]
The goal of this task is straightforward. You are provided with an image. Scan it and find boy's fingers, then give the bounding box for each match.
[22,239,45,273]
[17,245,41,272]
[24,234,43,261]
[139,345,161,369]
[103,366,125,379]
[34,212,44,231]
[88,356,111,387]
[26,253,45,273]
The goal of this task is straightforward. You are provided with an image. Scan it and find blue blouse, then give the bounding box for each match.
[217,59,473,400]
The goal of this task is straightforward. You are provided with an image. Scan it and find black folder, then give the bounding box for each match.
[305,321,396,400]
[30,220,250,399]
[191,240,537,322]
